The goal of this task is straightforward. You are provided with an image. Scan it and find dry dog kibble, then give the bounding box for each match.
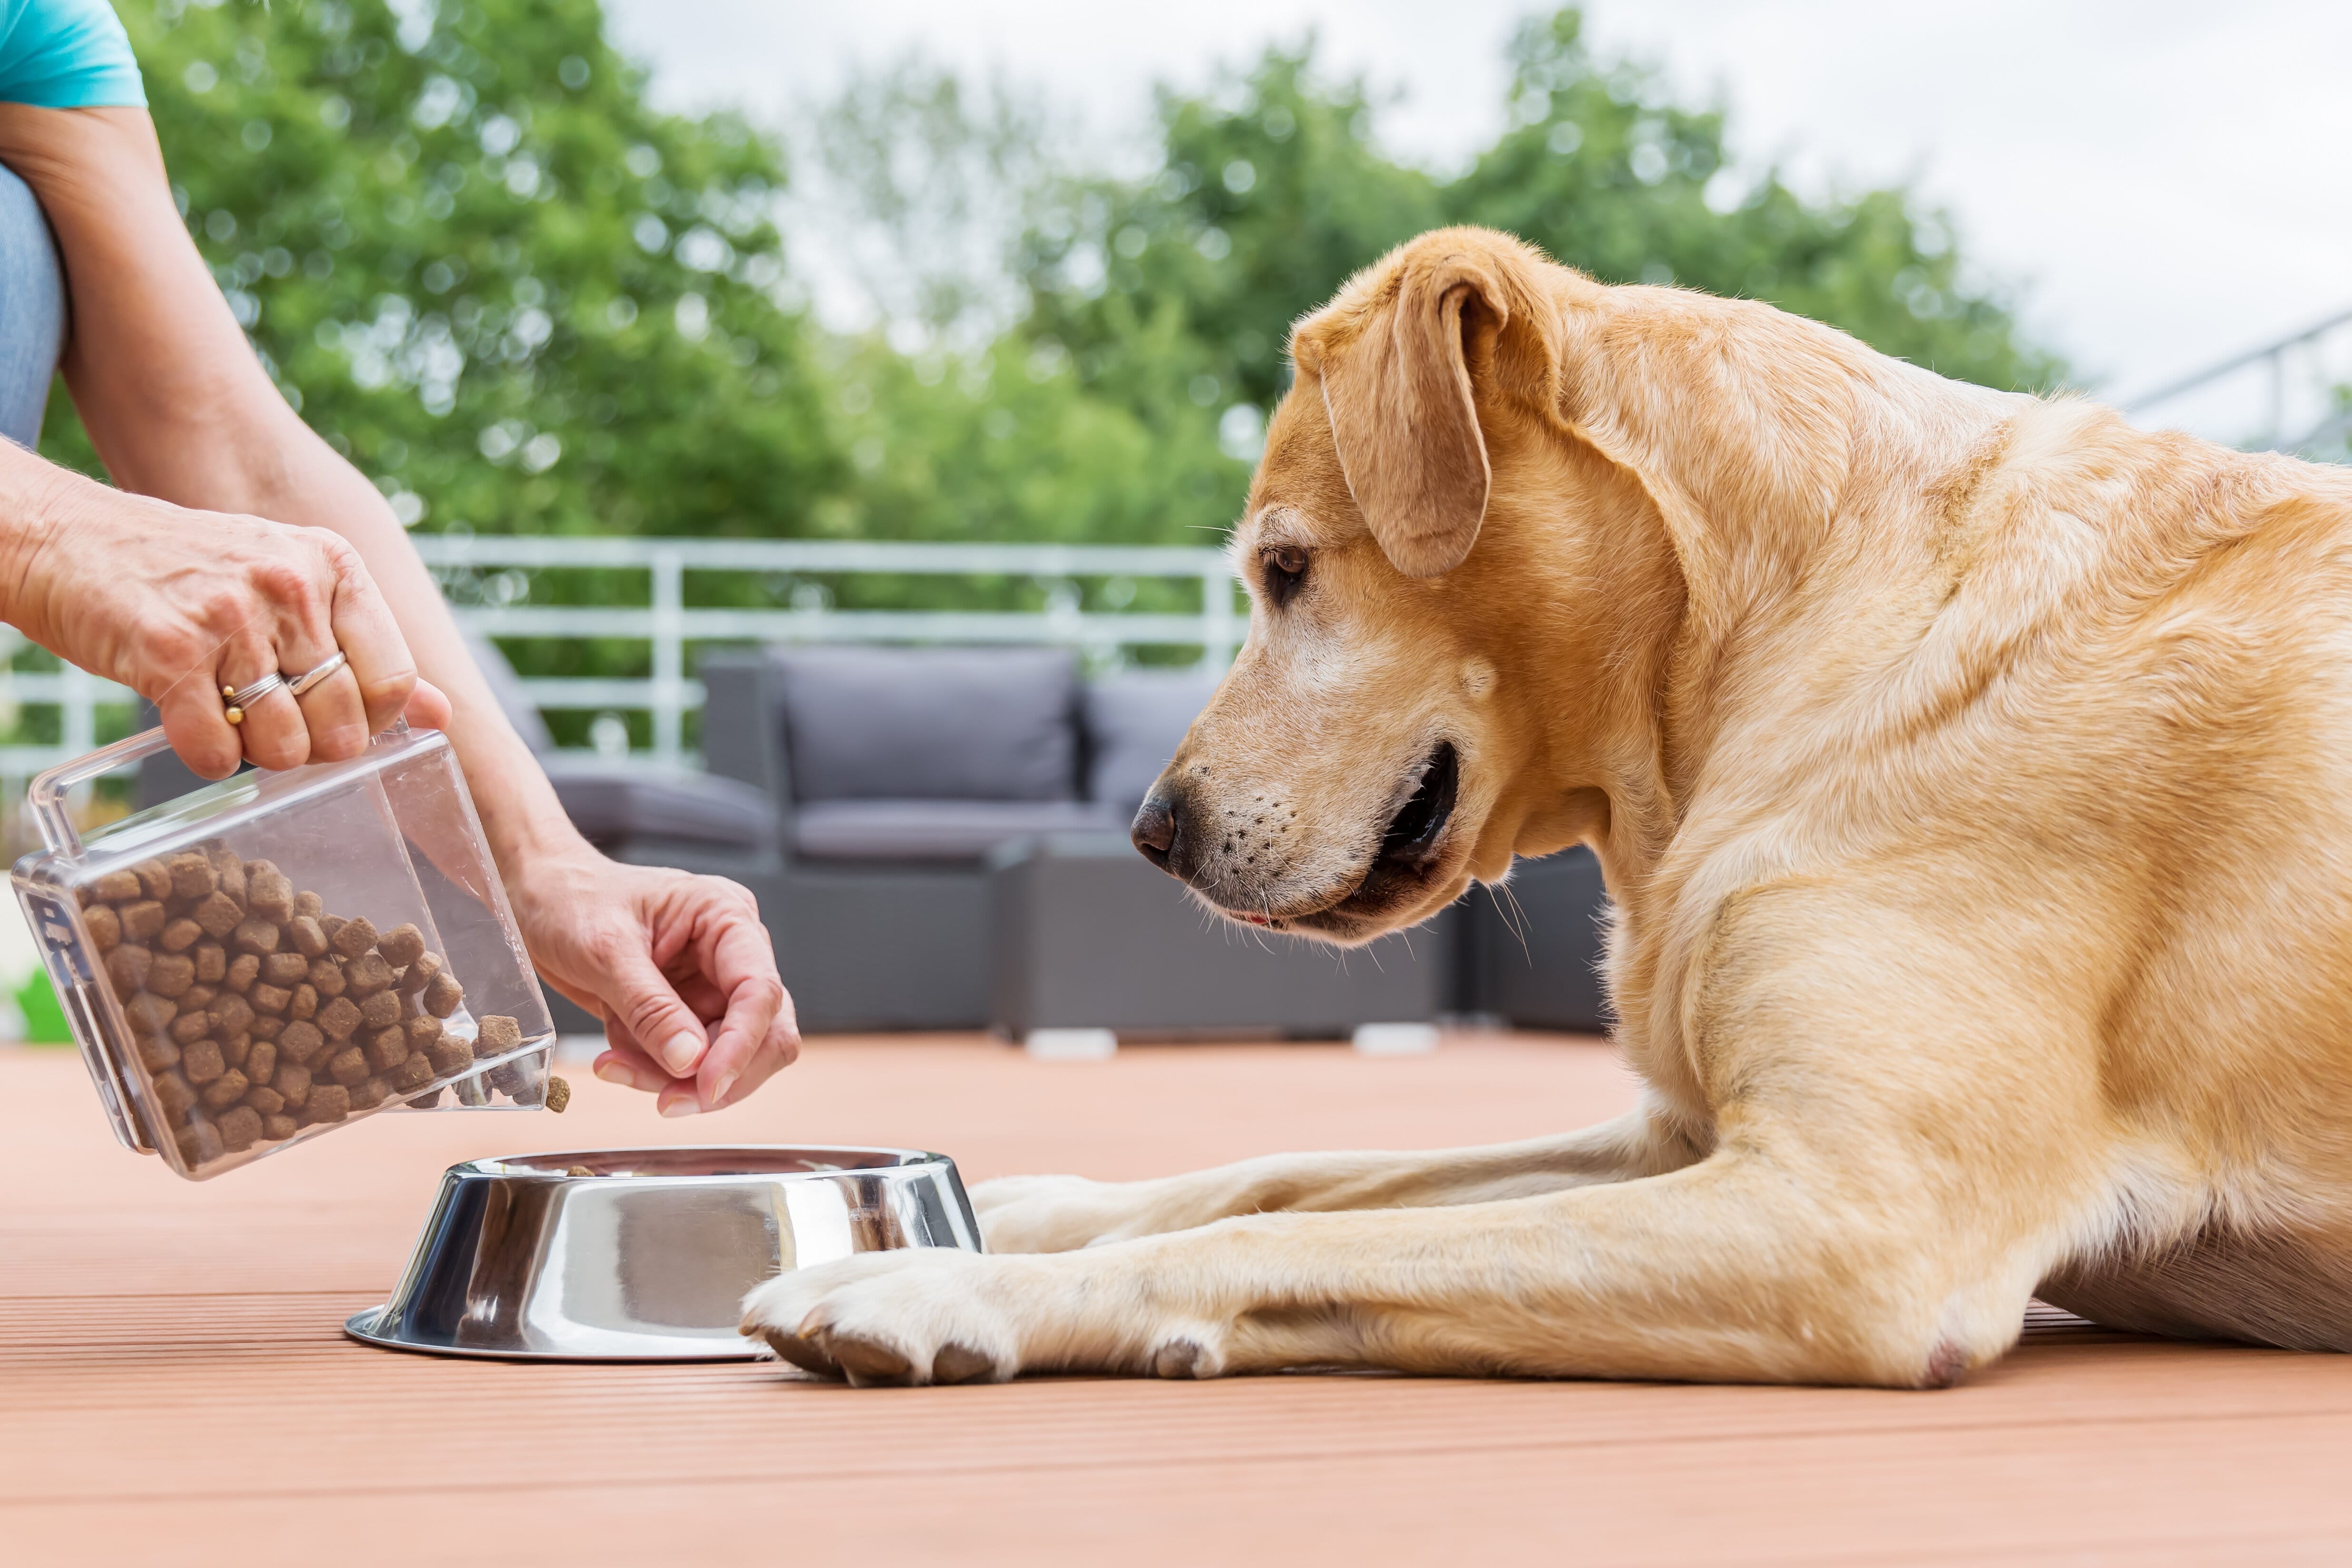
[219,1034,250,1071]
[170,1010,211,1046]
[180,1037,224,1085]
[476,1015,522,1055]
[167,852,217,902]
[250,1015,283,1043]
[244,1084,284,1118]
[212,994,254,1039]
[194,943,226,984]
[278,1021,324,1067]
[262,1112,298,1141]
[425,1033,473,1078]
[224,953,260,993]
[364,1026,408,1073]
[246,867,294,925]
[200,1068,250,1110]
[395,951,441,994]
[146,953,195,999]
[131,859,172,901]
[176,1120,224,1166]
[403,1014,442,1052]
[153,1071,196,1124]
[92,869,142,903]
[120,899,166,942]
[422,970,464,1019]
[377,923,426,969]
[390,1053,434,1092]
[105,943,152,999]
[192,891,243,940]
[261,952,308,987]
[331,916,377,961]
[307,957,347,998]
[316,995,362,1042]
[349,1076,389,1112]
[326,1045,369,1087]
[123,993,176,1036]
[294,890,322,919]
[249,983,291,1017]
[358,990,403,1032]
[287,983,318,1022]
[345,951,394,997]
[546,1076,572,1114]
[215,1104,263,1153]
[244,1039,277,1087]
[273,1062,312,1109]
[288,915,329,959]
[85,904,121,951]
[137,1035,179,1073]
[231,919,279,956]
[159,917,202,954]
[301,1083,351,1125]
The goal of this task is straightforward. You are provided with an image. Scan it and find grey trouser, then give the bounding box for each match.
[0,161,67,448]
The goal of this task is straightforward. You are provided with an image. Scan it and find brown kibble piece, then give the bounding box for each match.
[390,1052,434,1091]
[249,1015,283,1042]
[261,952,308,987]
[288,984,318,1021]
[120,900,166,942]
[85,904,121,951]
[262,1112,298,1141]
[206,847,247,903]
[278,1021,324,1067]
[123,993,177,1035]
[200,1068,250,1110]
[175,1120,224,1167]
[294,890,322,919]
[93,870,143,903]
[425,1034,474,1077]
[403,1014,443,1051]
[224,954,260,995]
[452,1072,489,1107]
[243,1084,285,1117]
[137,1035,180,1073]
[215,1104,263,1152]
[332,916,378,959]
[395,951,442,994]
[327,1045,368,1086]
[288,916,329,958]
[244,1039,277,1086]
[546,1076,571,1114]
[317,995,361,1041]
[378,923,427,968]
[194,943,226,984]
[358,990,402,1031]
[146,952,195,999]
[181,1038,224,1085]
[170,1011,212,1046]
[212,994,255,1038]
[319,913,347,940]
[404,1088,444,1110]
[152,1071,197,1123]
[364,1026,408,1073]
[132,859,173,901]
[273,1062,312,1109]
[249,983,291,1017]
[159,917,202,954]
[231,919,279,955]
[166,853,217,902]
[476,1015,523,1055]
[345,952,394,997]
[307,958,347,998]
[247,870,294,925]
[179,984,217,1012]
[104,943,153,999]
[352,1076,391,1111]
[423,970,464,1018]
[300,1083,350,1125]
[193,891,244,939]
[219,1034,250,1071]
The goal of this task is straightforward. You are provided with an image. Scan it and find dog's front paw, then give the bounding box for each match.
[740,1250,1023,1386]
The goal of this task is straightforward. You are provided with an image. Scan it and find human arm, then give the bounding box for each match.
[0,103,796,1110]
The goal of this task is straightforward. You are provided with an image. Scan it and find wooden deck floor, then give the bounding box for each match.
[6,1031,2350,1566]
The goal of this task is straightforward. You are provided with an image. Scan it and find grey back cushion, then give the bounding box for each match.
[1083,668,1219,812]
[775,645,1082,802]
[459,623,555,756]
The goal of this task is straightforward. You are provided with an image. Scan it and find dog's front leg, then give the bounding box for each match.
[744,1138,2068,1387]
[973,1103,1700,1252]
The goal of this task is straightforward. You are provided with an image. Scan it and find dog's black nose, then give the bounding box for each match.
[1131,792,1177,871]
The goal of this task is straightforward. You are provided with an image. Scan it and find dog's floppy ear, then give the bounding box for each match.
[1314,252,1506,578]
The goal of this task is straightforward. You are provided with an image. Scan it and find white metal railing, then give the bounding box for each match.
[0,537,1243,776]
[2124,305,2352,458]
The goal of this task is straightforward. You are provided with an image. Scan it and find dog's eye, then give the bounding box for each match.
[1261,545,1308,608]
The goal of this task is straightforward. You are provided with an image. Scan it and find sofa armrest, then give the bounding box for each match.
[697,650,789,802]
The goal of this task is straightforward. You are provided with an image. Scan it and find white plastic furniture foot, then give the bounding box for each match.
[1351,1022,1440,1056]
[1024,1027,1119,1061]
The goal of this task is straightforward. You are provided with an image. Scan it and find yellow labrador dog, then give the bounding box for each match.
[744,226,2352,1388]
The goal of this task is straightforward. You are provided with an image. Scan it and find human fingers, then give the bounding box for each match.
[591,1039,674,1095]
[156,660,246,780]
[598,927,714,1080]
[688,893,796,1109]
[403,678,453,732]
[248,543,368,764]
[312,530,418,738]
[217,628,314,773]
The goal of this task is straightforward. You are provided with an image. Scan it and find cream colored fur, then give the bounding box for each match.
[743,227,2352,1388]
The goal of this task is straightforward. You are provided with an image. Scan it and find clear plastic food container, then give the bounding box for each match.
[11,722,556,1179]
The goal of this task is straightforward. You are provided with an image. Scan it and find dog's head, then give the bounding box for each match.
[1133,228,1671,944]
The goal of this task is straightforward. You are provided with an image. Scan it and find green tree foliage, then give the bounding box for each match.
[41,0,842,541]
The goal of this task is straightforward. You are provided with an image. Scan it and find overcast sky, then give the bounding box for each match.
[604,0,2352,439]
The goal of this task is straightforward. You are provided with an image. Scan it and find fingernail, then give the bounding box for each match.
[659,1035,702,1076]
[707,1070,739,1109]
[592,1059,637,1089]
[659,1096,701,1119]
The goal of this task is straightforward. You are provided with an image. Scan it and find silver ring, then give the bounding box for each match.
[284,649,349,699]
[223,671,286,711]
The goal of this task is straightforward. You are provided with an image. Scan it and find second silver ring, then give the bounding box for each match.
[285,648,349,699]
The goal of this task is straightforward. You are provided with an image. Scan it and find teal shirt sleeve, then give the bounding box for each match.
[0,0,146,109]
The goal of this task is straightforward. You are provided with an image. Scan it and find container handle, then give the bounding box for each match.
[26,726,177,857]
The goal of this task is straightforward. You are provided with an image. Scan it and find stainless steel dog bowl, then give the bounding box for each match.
[345,1146,983,1361]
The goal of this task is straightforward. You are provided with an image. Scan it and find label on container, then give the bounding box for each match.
[23,890,95,988]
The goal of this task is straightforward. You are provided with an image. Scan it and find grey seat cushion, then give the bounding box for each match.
[792,799,1127,862]
[773,646,1081,802]
[1084,669,1219,813]
[544,763,777,851]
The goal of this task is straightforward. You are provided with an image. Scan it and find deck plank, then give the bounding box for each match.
[4,1034,2347,1565]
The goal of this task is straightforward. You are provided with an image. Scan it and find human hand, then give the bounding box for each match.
[504,844,799,1115]
[3,467,433,776]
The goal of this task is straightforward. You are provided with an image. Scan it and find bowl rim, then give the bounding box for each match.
[452,1144,956,1181]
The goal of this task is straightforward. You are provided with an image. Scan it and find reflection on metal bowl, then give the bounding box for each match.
[345,1146,983,1361]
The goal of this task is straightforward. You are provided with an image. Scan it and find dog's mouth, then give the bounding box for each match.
[1238,741,1461,936]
